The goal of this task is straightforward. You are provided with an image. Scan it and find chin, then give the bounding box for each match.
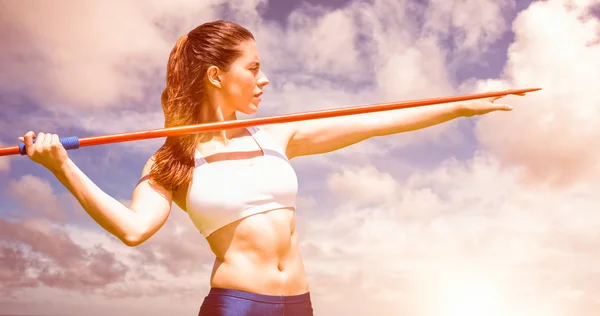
[242,102,260,114]
[238,107,258,116]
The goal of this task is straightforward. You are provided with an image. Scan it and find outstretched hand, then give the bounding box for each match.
[458,92,525,117]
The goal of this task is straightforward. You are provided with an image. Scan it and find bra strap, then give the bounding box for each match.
[245,126,265,156]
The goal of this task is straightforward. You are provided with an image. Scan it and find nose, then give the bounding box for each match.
[257,70,270,88]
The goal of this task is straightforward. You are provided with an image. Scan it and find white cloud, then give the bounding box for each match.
[286,7,360,77]
[301,152,600,315]
[0,1,164,109]
[423,0,517,59]
[327,164,401,205]
[473,0,600,186]
[0,142,11,173]
[0,203,213,316]
[375,37,454,100]
[6,175,66,221]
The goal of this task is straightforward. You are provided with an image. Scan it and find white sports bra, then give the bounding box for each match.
[185,126,298,238]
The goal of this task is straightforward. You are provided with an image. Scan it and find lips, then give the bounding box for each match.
[254,91,263,98]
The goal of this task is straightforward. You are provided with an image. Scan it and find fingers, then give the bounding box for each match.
[23,131,35,143]
[43,132,53,146]
[495,103,513,111]
[51,134,60,147]
[491,95,507,102]
[36,132,60,151]
[36,132,47,152]
[23,131,36,155]
[20,131,62,156]
[36,132,46,147]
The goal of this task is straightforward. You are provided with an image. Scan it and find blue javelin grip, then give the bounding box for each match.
[19,136,80,155]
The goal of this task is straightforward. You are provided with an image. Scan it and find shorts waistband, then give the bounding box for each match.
[208,287,311,304]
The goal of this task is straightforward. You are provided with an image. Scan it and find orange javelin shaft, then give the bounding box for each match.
[0,88,541,157]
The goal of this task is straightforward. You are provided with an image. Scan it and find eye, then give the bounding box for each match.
[249,63,260,72]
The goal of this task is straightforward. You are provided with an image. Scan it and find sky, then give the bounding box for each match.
[0,0,599,315]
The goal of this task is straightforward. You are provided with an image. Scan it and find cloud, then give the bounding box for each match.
[261,0,513,99]
[327,164,401,206]
[0,203,213,315]
[6,175,67,222]
[0,142,10,173]
[287,6,360,77]
[472,0,600,186]
[0,1,160,109]
[0,182,211,301]
[0,0,227,110]
[0,218,129,297]
[129,205,214,278]
[423,0,517,59]
[301,152,600,315]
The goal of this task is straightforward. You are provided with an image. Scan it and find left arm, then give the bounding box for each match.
[275,96,513,159]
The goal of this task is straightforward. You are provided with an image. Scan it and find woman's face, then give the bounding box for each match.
[219,40,269,115]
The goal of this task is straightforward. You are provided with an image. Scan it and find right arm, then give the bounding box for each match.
[21,131,172,246]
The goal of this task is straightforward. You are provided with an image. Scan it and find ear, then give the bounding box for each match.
[206,66,222,88]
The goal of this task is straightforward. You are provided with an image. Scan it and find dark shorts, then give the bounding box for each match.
[198,287,314,316]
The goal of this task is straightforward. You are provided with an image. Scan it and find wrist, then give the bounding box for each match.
[451,102,468,117]
[50,158,73,175]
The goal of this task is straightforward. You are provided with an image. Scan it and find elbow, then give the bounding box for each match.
[122,235,143,247]
[121,232,147,247]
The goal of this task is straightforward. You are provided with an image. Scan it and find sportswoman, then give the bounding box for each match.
[19,20,517,315]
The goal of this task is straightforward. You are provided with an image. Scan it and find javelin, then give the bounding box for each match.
[0,87,541,157]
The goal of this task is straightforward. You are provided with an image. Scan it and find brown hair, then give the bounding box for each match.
[149,20,255,191]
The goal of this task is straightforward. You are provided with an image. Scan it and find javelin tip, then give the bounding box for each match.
[522,87,542,92]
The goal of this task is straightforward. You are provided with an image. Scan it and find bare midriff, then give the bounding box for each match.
[204,207,309,296]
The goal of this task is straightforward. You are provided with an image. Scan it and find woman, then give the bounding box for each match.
[19,20,517,315]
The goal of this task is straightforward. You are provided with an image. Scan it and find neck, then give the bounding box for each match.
[201,96,243,145]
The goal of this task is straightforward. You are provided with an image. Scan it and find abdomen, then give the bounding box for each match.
[205,207,309,295]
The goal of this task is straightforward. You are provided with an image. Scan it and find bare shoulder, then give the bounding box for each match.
[258,122,299,154]
[141,155,155,175]
[136,154,172,197]
[138,155,161,185]
[259,123,296,139]
[263,121,323,159]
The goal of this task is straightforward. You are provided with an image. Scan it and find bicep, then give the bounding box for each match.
[283,115,374,158]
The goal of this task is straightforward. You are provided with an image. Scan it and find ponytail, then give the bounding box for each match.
[149,34,201,191]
